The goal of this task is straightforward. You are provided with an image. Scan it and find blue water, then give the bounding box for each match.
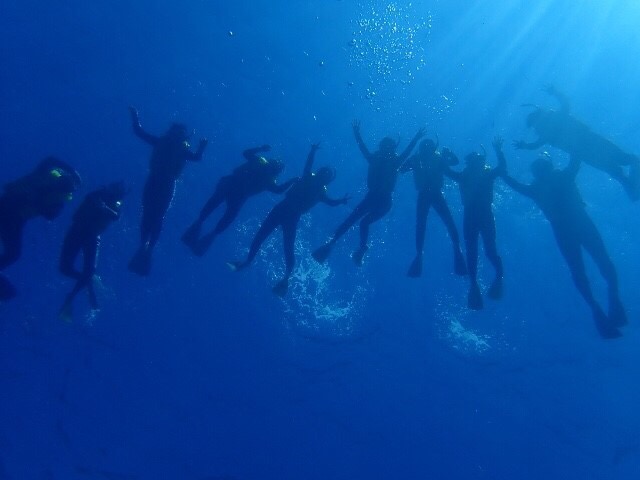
[1,0,640,478]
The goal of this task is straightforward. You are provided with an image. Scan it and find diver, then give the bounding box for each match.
[313,121,424,266]
[182,144,297,257]
[514,85,640,200]
[59,182,127,321]
[399,137,466,278]
[445,141,505,310]
[227,143,348,297]
[0,157,81,300]
[128,107,208,276]
[497,138,626,339]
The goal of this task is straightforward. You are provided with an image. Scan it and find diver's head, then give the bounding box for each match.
[419,139,437,155]
[102,181,128,206]
[268,159,285,175]
[464,151,486,170]
[378,137,397,153]
[38,164,82,219]
[168,123,189,141]
[531,152,554,179]
[316,166,336,185]
[526,109,543,128]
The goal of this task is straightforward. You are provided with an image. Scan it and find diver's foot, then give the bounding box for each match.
[407,256,422,278]
[467,282,483,310]
[352,246,369,267]
[128,248,152,276]
[312,243,332,264]
[0,274,17,301]
[59,302,73,323]
[609,296,628,328]
[272,279,289,297]
[181,223,201,248]
[488,276,503,300]
[593,307,622,339]
[625,164,640,201]
[226,260,247,272]
[192,233,215,257]
[453,249,467,276]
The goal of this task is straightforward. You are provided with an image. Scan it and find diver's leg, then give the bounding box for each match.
[433,193,466,275]
[59,233,83,280]
[229,210,280,271]
[313,196,370,263]
[408,192,429,277]
[555,230,620,338]
[481,215,504,300]
[193,199,245,257]
[273,220,298,297]
[354,197,391,266]
[464,215,482,310]
[184,177,231,247]
[0,221,21,300]
[580,219,626,327]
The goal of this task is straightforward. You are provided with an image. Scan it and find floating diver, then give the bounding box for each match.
[514,85,640,200]
[59,182,127,321]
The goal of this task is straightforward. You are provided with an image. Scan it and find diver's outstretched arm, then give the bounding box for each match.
[129,107,159,145]
[268,177,298,194]
[513,139,546,150]
[321,192,350,207]
[352,121,373,162]
[564,155,581,179]
[502,174,534,198]
[303,143,321,176]
[444,166,462,182]
[186,139,208,161]
[491,136,507,178]
[399,127,426,163]
[544,85,571,114]
[243,144,271,163]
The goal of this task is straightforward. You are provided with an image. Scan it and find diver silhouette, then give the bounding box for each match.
[128,107,207,276]
[515,85,640,200]
[313,121,424,266]
[182,145,296,256]
[228,143,348,297]
[498,137,626,339]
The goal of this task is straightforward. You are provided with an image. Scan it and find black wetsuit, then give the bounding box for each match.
[59,186,123,318]
[182,146,296,256]
[518,90,640,200]
[501,155,626,338]
[0,157,81,300]
[313,125,422,266]
[129,117,207,275]
[231,146,345,296]
[401,147,465,277]
[446,155,504,310]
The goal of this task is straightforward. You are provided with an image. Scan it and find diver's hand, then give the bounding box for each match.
[542,84,558,96]
[128,106,139,123]
[512,140,526,150]
[492,136,504,152]
[415,127,427,139]
[352,120,361,133]
[311,142,322,151]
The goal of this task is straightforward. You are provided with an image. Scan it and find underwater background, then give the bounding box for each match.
[1,0,640,478]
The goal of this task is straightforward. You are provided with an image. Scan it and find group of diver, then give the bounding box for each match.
[1,86,638,339]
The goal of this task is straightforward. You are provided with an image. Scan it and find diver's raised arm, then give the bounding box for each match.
[513,138,545,151]
[352,120,373,162]
[543,85,571,114]
[243,144,271,163]
[268,177,298,194]
[491,136,507,178]
[129,107,159,145]
[564,155,581,179]
[399,127,426,162]
[303,143,321,176]
[186,138,208,161]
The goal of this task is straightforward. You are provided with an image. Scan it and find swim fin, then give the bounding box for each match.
[59,301,73,323]
[407,255,422,278]
[352,245,368,267]
[312,243,332,264]
[609,296,628,328]
[128,247,152,276]
[272,278,289,297]
[226,260,247,272]
[0,274,17,301]
[192,233,215,257]
[593,306,622,339]
[467,282,483,310]
[453,249,467,276]
[181,222,201,248]
[487,276,503,300]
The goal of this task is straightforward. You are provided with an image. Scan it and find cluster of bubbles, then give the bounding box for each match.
[235,216,370,341]
[349,1,432,106]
